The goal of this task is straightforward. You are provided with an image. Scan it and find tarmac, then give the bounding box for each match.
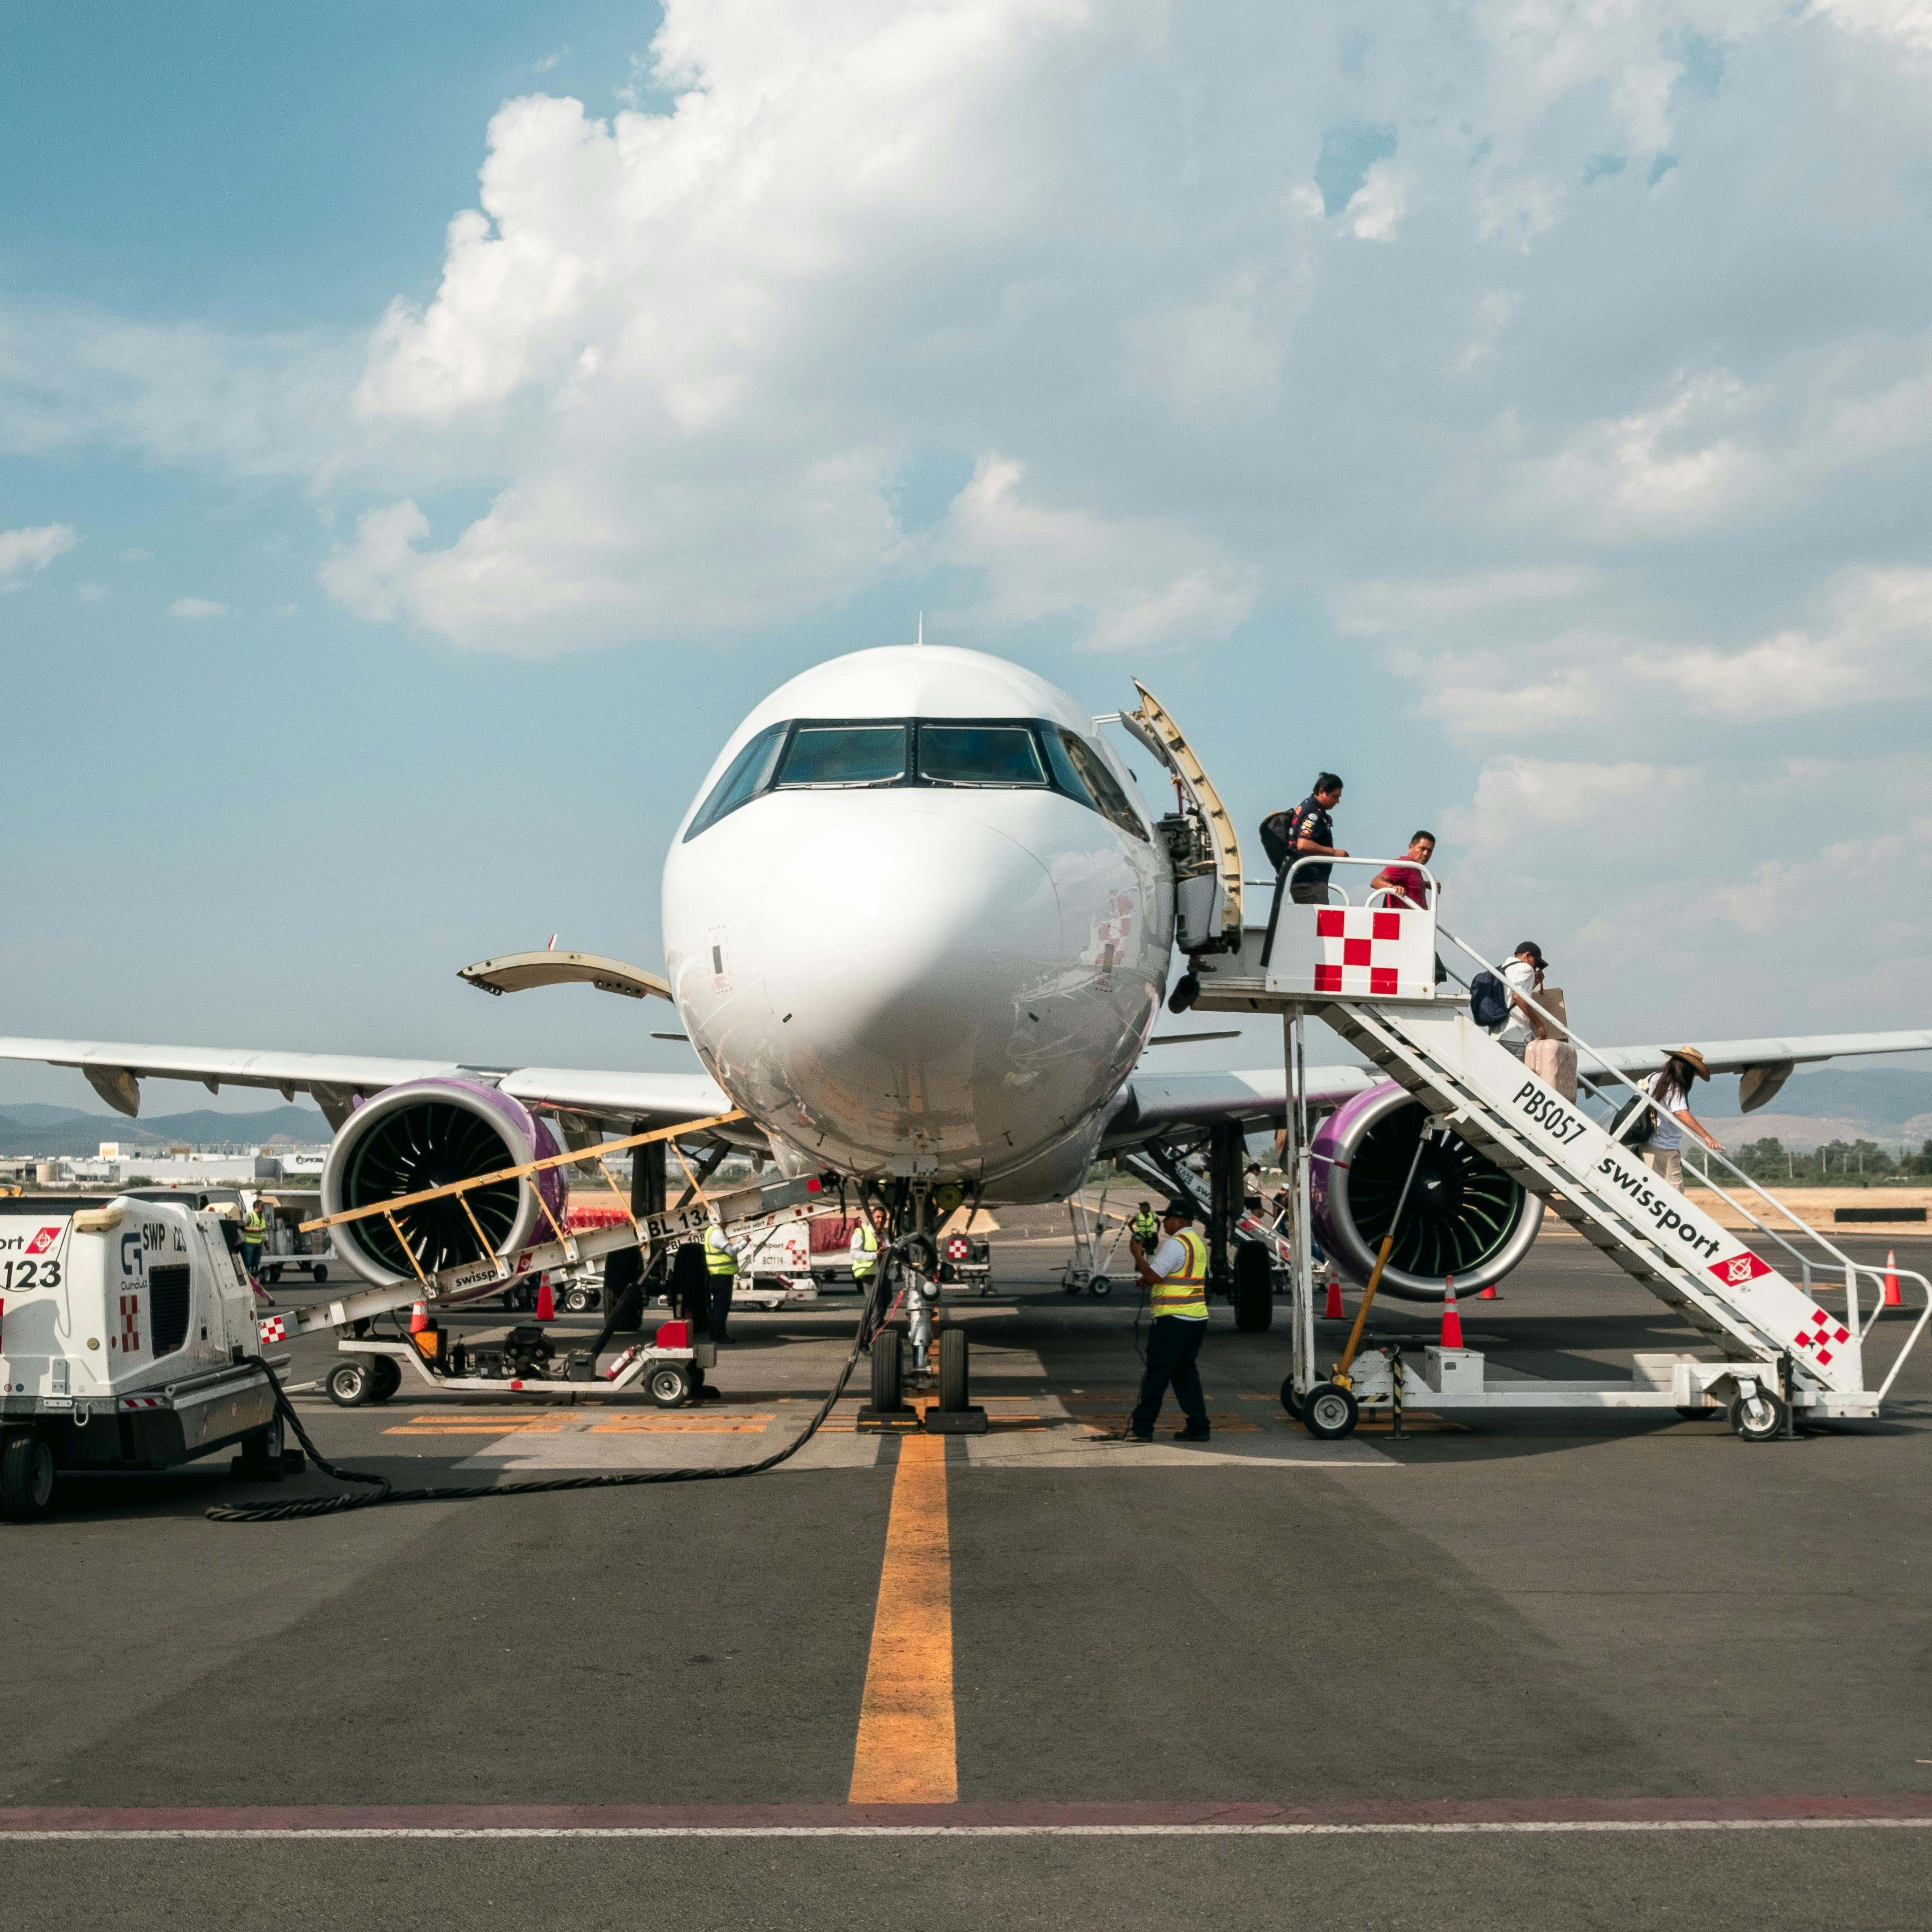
[2,1221,1929,1930]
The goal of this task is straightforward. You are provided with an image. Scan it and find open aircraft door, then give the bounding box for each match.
[1114,682,1245,957]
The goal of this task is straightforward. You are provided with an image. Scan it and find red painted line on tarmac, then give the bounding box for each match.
[2,1794,1930,1837]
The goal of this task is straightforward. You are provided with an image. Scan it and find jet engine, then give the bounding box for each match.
[1309,1083,1542,1302]
[319,1077,569,1289]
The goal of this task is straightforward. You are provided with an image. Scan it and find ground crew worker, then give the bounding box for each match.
[703,1208,740,1343]
[1131,1201,1159,1247]
[1122,1197,1211,1443]
[850,1201,887,1290]
[240,1195,267,1286]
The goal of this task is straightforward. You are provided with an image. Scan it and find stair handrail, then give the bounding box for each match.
[1430,920,1869,1288]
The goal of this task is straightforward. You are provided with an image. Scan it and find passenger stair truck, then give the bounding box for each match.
[0,1193,292,1520]
[1188,859,1931,1442]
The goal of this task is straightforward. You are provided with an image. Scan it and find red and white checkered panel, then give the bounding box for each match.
[1279,906,1435,1000]
[118,1292,142,1356]
[257,1313,291,1345]
[1793,1308,1851,1369]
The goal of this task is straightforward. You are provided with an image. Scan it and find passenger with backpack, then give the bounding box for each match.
[1259,773,1348,904]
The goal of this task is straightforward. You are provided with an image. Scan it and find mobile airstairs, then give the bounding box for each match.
[1184,858,1932,1442]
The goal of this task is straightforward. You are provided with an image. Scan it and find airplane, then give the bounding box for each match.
[4,642,1929,1314]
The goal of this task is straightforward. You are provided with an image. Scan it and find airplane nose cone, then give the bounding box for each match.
[758,813,1063,1151]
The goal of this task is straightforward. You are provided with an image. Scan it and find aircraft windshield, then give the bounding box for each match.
[775,724,909,787]
[683,713,1149,839]
[917,724,1048,787]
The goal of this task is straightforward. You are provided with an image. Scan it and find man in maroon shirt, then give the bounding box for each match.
[1371,830,1436,909]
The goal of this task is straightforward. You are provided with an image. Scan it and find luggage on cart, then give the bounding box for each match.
[1526,1035,1578,1101]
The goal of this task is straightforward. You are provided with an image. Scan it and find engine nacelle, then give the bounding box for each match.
[320,1077,569,1289]
[1310,1082,1542,1302]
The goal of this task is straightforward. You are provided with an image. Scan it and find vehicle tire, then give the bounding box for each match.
[0,1429,56,1522]
[326,1359,375,1407]
[267,1265,283,1285]
[981,1282,995,1299]
[938,1328,970,1412]
[1728,1388,1788,1442]
[1233,1245,1273,1333]
[313,1265,328,1283]
[870,1332,904,1413]
[232,1413,286,1480]
[647,1362,693,1408]
[563,1285,591,1314]
[1675,1405,1711,1420]
[1088,1275,1112,1299]
[1062,1278,1082,1296]
[1280,1376,1306,1420]
[1303,1382,1360,1441]
[369,1356,403,1402]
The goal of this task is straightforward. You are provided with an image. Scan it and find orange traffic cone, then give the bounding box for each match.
[1440,1274,1465,1349]
[535,1273,556,1322]
[1322,1273,1344,1321]
[409,1300,429,1334]
[1477,1282,1499,1300]
[1883,1251,1901,1309]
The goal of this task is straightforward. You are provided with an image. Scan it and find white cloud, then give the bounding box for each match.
[1344,162,1410,241]
[78,582,108,602]
[168,597,228,618]
[0,522,79,588]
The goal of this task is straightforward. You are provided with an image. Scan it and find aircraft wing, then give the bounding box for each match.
[0,1036,736,1138]
[1104,1026,1932,1143]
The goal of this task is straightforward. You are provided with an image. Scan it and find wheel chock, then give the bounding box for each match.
[922,1406,988,1435]
[855,1407,925,1433]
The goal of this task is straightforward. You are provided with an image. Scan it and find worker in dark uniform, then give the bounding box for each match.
[1281,773,1347,903]
[1119,1197,1211,1443]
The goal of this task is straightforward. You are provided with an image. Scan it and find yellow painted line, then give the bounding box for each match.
[848,1423,956,1805]
[587,1423,769,1434]
[384,1425,569,1436]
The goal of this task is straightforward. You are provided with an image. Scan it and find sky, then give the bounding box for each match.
[4,0,1931,1115]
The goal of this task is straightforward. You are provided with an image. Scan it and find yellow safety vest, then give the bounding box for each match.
[1131,1212,1158,1244]
[241,1210,266,1245]
[851,1222,879,1280]
[703,1225,737,1276]
[1150,1227,1209,1320]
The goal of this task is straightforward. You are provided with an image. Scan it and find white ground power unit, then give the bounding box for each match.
[0,1194,290,1520]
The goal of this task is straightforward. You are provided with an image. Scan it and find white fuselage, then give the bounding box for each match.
[661,647,1173,1196]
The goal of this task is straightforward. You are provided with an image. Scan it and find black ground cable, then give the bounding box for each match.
[208,1308,871,1524]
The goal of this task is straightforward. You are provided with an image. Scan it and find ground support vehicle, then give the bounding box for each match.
[255,1192,336,1285]
[734,1214,821,1307]
[0,1194,294,1520]
[324,1317,713,1410]
[938,1229,993,1295]
[1188,864,1932,1441]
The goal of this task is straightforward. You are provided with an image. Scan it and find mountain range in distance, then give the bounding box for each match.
[0,1103,330,1158]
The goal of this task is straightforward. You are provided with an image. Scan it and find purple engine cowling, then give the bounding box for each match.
[320,1076,570,1291]
[1310,1080,1542,1302]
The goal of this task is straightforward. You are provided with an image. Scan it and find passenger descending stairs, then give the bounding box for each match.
[1321,999,1867,1398]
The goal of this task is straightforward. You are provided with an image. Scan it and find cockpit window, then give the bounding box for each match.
[916,724,1048,787]
[774,724,908,788]
[682,713,1150,842]
[1052,729,1149,841]
[682,722,786,841]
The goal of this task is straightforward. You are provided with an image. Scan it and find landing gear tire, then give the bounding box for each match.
[647,1362,694,1408]
[1233,1245,1273,1332]
[231,1413,287,1480]
[1087,1275,1112,1299]
[368,1356,403,1403]
[938,1328,970,1413]
[0,1429,56,1522]
[1728,1389,1788,1442]
[1303,1383,1360,1441]
[326,1360,375,1407]
[1280,1376,1306,1420]
[871,1332,904,1413]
